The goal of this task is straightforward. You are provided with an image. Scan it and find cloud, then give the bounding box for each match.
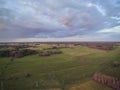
[94,4,106,16]
[0,0,120,41]
[98,25,120,34]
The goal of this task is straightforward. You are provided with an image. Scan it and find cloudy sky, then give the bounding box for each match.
[0,0,120,42]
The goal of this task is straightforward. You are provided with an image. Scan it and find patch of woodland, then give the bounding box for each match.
[38,49,62,57]
[0,49,37,58]
[79,43,116,50]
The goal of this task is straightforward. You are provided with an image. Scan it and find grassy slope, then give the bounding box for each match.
[0,45,120,90]
[68,80,113,90]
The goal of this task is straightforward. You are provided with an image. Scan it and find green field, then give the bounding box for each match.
[69,80,113,90]
[0,45,120,90]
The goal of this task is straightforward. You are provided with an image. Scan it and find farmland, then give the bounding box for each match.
[0,42,120,90]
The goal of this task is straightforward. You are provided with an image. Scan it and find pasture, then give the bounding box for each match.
[0,44,120,90]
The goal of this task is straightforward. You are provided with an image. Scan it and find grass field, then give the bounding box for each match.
[0,45,120,90]
[69,80,113,90]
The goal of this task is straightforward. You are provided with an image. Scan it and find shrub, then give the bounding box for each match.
[112,61,120,67]
[38,50,62,57]
[25,73,31,78]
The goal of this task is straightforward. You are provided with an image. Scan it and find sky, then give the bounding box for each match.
[0,0,120,42]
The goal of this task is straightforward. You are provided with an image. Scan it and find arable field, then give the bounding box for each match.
[0,44,120,90]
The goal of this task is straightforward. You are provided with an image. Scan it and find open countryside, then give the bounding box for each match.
[0,42,120,90]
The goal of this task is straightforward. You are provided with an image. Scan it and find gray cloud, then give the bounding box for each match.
[0,0,120,41]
